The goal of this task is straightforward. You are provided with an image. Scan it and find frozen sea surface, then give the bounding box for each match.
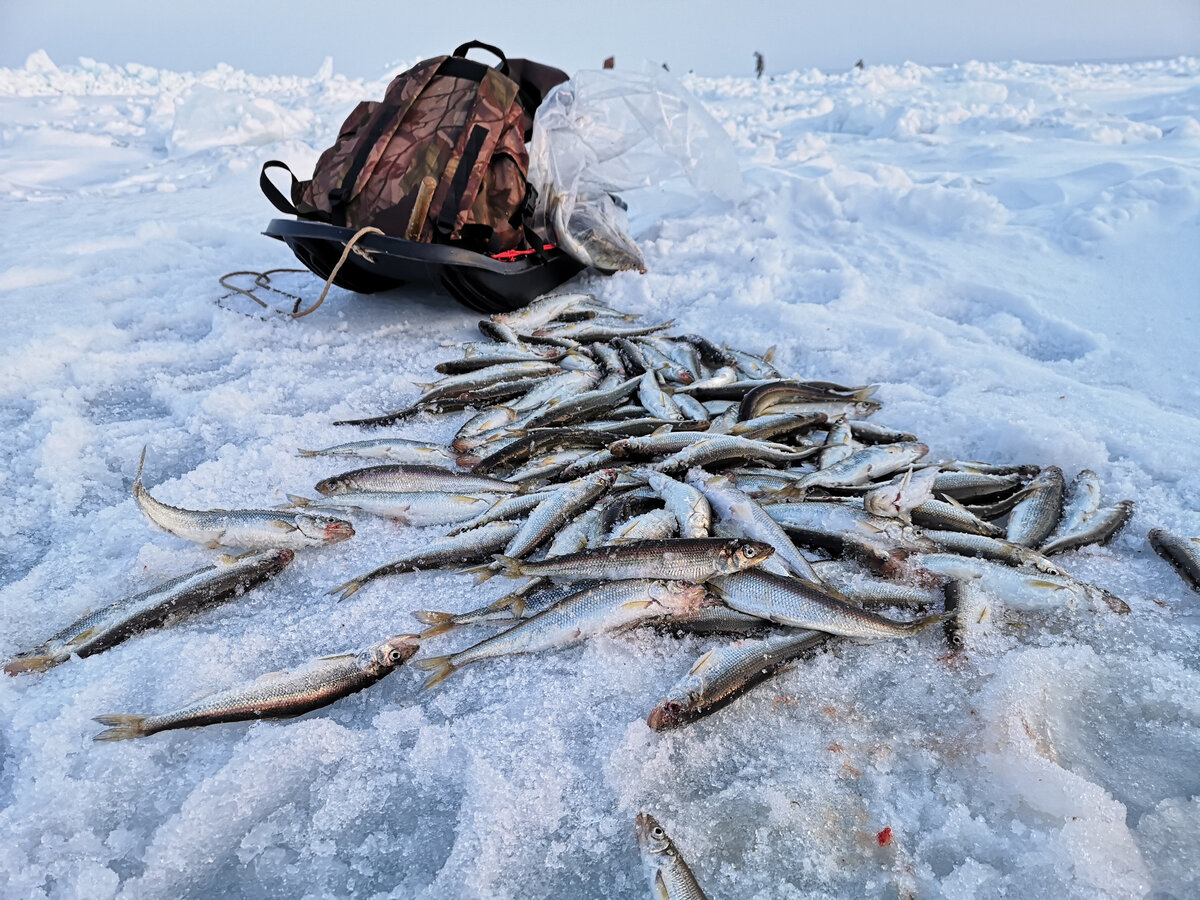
[1,52,1199,898]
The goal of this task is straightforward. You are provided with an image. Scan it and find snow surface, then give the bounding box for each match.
[2,51,1199,899]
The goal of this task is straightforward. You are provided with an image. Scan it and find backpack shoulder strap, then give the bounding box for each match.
[427,67,523,243]
[327,57,446,225]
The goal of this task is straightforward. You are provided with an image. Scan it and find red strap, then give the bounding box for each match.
[490,243,556,261]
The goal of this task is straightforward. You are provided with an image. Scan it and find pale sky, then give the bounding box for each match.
[2,0,1198,78]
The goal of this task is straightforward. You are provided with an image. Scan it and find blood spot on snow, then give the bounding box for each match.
[877,827,893,846]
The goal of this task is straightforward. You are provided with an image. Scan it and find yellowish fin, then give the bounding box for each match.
[92,714,149,742]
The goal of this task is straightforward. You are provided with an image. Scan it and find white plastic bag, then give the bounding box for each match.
[529,65,743,272]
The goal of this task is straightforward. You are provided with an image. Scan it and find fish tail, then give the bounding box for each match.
[414,655,459,690]
[92,714,150,742]
[458,561,499,583]
[296,448,320,458]
[491,554,527,578]
[413,611,459,638]
[133,445,148,494]
[328,578,364,602]
[3,653,67,676]
[907,612,949,635]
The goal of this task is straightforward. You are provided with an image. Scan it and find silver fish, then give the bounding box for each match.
[687,471,823,583]
[784,442,929,495]
[906,553,1129,614]
[92,634,421,740]
[1005,465,1064,547]
[608,508,679,543]
[1148,528,1200,593]
[638,370,686,421]
[647,629,828,730]
[493,537,774,583]
[4,550,293,676]
[503,470,618,558]
[909,497,1005,537]
[1039,501,1134,557]
[654,435,816,474]
[315,464,518,496]
[285,491,496,525]
[133,449,353,550]
[711,569,942,639]
[919,529,1068,576]
[635,813,710,900]
[413,579,602,637]
[297,438,459,466]
[415,579,710,688]
[329,521,522,601]
[646,471,712,539]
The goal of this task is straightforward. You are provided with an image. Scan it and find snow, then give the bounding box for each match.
[2,50,1199,898]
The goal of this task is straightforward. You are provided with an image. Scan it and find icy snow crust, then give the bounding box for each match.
[2,52,1199,898]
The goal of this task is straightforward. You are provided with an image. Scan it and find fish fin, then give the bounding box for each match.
[764,346,777,362]
[620,600,655,611]
[413,611,458,638]
[296,448,320,458]
[65,628,100,647]
[329,578,364,602]
[414,655,458,690]
[134,445,147,491]
[282,494,310,509]
[491,554,526,578]
[458,560,499,583]
[92,714,149,742]
[908,612,949,635]
[315,653,358,663]
[853,384,879,401]
[688,648,720,676]
[653,871,670,900]
[4,653,68,676]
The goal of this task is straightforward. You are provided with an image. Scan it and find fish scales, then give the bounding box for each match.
[93,635,420,740]
[647,629,829,730]
[5,550,293,675]
[711,569,941,639]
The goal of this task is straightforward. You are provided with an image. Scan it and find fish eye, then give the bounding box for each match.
[652,827,665,839]
[667,702,682,714]
[389,650,403,662]
[743,546,757,558]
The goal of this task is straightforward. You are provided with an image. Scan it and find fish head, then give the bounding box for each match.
[314,475,349,496]
[723,538,775,572]
[296,515,355,545]
[634,813,674,858]
[363,634,421,672]
[646,685,700,731]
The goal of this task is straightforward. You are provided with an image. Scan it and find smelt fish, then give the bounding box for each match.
[711,569,942,639]
[491,537,774,583]
[4,550,293,676]
[634,813,710,900]
[133,448,353,550]
[415,580,711,688]
[647,629,829,730]
[1149,528,1200,593]
[92,635,421,740]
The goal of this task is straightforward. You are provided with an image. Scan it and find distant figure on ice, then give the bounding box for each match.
[603,56,615,69]
[754,52,764,79]
[855,58,865,70]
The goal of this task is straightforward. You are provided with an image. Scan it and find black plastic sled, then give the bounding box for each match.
[263,219,586,315]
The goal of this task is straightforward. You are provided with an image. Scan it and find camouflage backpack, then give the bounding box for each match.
[261,42,567,255]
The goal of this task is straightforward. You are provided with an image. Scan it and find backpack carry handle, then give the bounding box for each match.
[453,40,509,75]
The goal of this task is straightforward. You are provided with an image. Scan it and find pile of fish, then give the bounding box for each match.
[8,290,1195,752]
